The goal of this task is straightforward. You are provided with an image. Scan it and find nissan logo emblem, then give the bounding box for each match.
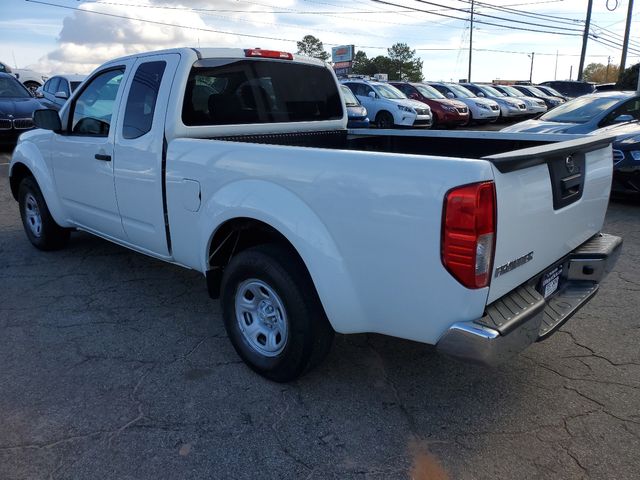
[565,155,576,174]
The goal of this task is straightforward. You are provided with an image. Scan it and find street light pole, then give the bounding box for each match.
[468,0,474,82]
[619,0,634,80]
[577,0,594,81]
[529,52,535,83]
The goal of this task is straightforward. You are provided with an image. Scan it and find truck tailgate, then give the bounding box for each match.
[484,135,614,304]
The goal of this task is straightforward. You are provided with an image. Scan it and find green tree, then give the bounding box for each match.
[352,50,371,75]
[296,35,330,61]
[387,43,423,81]
[583,62,620,83]
[616,63,639,90]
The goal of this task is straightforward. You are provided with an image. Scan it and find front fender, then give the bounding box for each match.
[200,179,367,334]
[10,139,69,227]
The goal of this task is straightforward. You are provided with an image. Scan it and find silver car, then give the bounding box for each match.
[36,74,85,110]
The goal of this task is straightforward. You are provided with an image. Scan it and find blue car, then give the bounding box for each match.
[612,131,640,197]
[502,91,640,134]
[341,85,369,128]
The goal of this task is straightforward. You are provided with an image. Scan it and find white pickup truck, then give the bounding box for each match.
[9,48,622,381]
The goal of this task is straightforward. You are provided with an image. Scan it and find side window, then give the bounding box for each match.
[122,61,166,139]
[71,68,124,136]
[60,79,70,96]
[603,98,640,125]
[46,78,60,94]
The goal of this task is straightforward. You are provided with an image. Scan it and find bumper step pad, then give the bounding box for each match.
[538,283,598,339]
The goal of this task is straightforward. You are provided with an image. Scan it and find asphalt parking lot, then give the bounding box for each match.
[0,148,639,480]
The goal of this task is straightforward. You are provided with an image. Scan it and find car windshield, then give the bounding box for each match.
[447,84,476,98]
[539,96,621,123]
[539,86,563,97]
[374,83,406,99]
[478,85,504,97]
[341,85,360,106]
[0,76,31,98]
[524,86,548,97]
[70,81,82,92]
[499,85,523,97]
[415,84,445,99]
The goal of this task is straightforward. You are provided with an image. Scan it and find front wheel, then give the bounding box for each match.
[18,177,69,250]
[220,244,334,382]
[375,111,395,129]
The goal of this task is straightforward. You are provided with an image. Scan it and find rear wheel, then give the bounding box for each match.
[220,244,334,382]
[376,111,395,129]
[18,177,69,250]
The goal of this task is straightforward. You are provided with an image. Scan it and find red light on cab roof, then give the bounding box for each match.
[244,49,293,60]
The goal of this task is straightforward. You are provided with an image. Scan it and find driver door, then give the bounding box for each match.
[52,63,132,240]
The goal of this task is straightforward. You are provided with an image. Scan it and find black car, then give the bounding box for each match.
[511,85,565,109]
[0,72,41,145]
[612,131,640,197]
[539,80,596,99]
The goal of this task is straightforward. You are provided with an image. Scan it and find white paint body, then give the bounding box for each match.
[10,48,613,346]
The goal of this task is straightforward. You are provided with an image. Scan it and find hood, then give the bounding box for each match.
[591,120,640,137]
[0,97,43,119]
[407,99,431,112]
[471,97,498,107]
[501,119,578,133]
[616,133,640,149]
[433,98,467,109]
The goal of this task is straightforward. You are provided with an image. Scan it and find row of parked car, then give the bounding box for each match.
[339,77,572,129]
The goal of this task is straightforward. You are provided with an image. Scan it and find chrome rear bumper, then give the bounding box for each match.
[437,233,622,366]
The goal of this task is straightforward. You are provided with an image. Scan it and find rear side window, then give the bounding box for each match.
[123,61,166,139]
[182,59,342,126]
[46,77,60,94]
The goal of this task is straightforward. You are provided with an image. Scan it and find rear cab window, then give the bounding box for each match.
[182,59,342,126]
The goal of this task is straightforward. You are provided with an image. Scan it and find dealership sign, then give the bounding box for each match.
[334,61,352,69]
[332,45,354,63]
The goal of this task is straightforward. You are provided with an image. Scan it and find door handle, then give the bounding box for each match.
[95,154,111,161]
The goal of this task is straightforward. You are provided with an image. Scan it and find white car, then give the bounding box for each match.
[492,85,548,115]
[342,79,432,128]
[9,47,621,381]
[429,82,500,124]
[461,83,529,120]
[0,61,48,93]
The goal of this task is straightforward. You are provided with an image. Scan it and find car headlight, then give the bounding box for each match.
[475,102,490,110]
[630,150,640,161]
[398,105,414,113]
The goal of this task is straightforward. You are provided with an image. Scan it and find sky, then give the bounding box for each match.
[0,0,639,83]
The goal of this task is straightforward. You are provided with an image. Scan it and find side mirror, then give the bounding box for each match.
[33,109,62,131]
[368,91,376,99]
[408,92,419,100]
[477,92,485,97]
[54,91,68,100]
[446,92,454,99]
[34,90,44,98]
[613,114,634,123]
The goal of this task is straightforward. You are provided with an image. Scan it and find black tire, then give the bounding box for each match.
[18,177,69,250]
[376,111,395,129]
[220,244,334,382]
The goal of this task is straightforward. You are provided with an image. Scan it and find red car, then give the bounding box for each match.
[390,81,470,128]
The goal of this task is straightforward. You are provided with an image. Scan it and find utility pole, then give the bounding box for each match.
[606,56,611,82]
[554,50,559,80]
[577,0,594,81]
[529,52,535,83]
[468,0,474,82]
[619,0,634,80]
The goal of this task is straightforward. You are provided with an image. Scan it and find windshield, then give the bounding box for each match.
[447,84,476,98]
[415,84,445,99]
[541,86,563,97]
[499,85,523,97]
[374,83,406,99]
[478,85,504,97]
[523,86,548,97]
[0,76,31,98]
[539,96,620,123]
[341,85,360,106]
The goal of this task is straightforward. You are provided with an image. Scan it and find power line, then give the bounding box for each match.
[371,0,582,36]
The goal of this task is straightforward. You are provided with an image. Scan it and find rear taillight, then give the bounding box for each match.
[244,49,293,60]
[442,181,496,289]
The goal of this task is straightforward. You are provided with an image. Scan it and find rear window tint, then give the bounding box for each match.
[182,59,342,126]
